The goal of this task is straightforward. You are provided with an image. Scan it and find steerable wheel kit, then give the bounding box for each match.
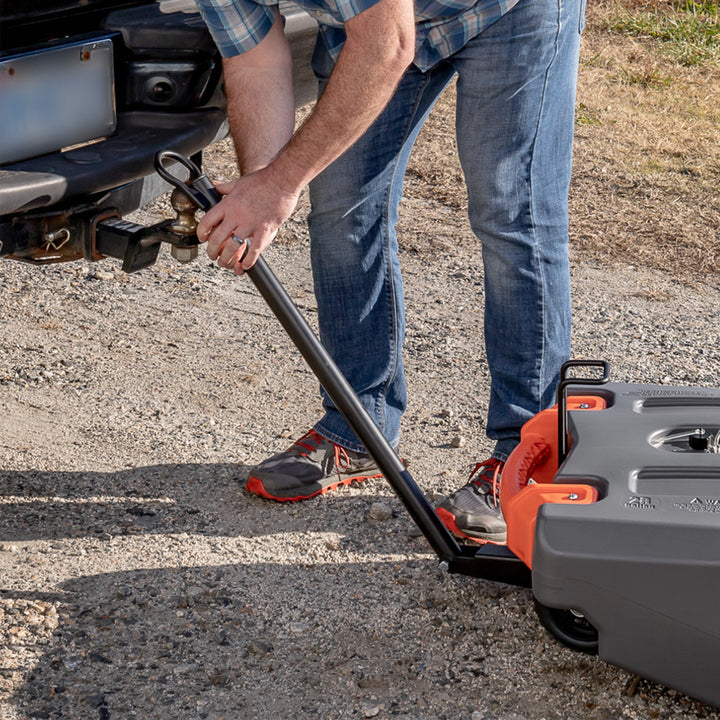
[155,152,720,708]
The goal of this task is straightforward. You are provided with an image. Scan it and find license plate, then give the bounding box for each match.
[0,38,116,165]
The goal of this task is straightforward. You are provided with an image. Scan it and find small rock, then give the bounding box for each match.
[368,502,393,521]
[450,434,466,448]
[63,655,83,670]
[362,705,381,718]
[186,586,205,600]
[247,639,273,656]
[86,693,106,708]
[209,669,230,686]
[91,269,115,281]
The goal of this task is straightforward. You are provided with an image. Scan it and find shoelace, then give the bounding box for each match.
[292,429,352,475]
[291,429,325,457]
[468,458,503,508]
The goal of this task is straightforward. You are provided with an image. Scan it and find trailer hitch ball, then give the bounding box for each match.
[169,186,200,263]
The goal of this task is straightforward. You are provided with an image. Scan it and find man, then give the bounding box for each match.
[194,0,585,545]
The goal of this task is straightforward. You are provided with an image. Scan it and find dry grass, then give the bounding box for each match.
[572,1,719,280]
[400,0,720,285]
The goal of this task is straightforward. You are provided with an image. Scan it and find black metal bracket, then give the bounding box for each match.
[95,216,172,273]
[557,360,610,466]
[448,543,532,587]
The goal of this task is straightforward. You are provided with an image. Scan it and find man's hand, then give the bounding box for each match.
[198,164,300,275]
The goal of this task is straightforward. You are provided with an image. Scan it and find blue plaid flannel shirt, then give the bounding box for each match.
[195,0,520,71]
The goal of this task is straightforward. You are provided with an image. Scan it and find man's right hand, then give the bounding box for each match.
[198,163,300,275]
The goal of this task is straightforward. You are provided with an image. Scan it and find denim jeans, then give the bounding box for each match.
[308,0,585,457]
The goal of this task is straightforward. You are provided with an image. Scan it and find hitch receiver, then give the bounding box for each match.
[94,216,172,273]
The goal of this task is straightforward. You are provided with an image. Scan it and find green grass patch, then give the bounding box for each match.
[608,1,720,66]
[576,102,604,125]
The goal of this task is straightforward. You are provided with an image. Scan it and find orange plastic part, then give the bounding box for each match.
[501,396,606,569]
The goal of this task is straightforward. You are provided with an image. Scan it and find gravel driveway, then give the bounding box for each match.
[1,135,720,720]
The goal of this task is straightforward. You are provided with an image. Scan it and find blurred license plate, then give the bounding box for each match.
[0,38,116,165]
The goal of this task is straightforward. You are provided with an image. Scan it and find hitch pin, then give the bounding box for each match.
[43,228,71,251]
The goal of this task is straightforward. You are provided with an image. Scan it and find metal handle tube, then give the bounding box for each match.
[246,255,465,563]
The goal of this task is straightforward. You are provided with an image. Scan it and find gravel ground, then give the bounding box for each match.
[1,138,720,719]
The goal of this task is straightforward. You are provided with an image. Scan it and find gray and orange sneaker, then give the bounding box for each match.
[245,429,383,502]
[435,458,507,544]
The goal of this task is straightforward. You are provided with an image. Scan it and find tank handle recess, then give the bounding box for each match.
[557,360,610,466]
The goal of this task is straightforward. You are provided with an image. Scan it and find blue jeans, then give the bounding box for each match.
[308,0,585,458]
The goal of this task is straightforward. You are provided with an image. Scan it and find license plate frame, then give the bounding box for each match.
[0,37,116,166]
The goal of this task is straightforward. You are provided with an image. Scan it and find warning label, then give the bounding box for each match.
[673,497,720,513]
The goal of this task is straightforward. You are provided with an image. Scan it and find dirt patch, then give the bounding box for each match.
[401,1,720,282]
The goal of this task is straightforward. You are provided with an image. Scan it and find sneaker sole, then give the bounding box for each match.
[435,507,507,546]
[246,472,383,502]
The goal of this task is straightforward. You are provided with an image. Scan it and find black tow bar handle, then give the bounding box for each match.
[154,150,222,211]
[153,151,531,587]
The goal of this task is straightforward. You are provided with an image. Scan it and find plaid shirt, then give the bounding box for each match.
[195,0,520,71]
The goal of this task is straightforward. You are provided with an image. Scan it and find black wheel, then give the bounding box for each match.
[533,598,599,654]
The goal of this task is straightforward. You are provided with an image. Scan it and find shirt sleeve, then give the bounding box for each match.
[322,0,386,23]
[194,0,280,57]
